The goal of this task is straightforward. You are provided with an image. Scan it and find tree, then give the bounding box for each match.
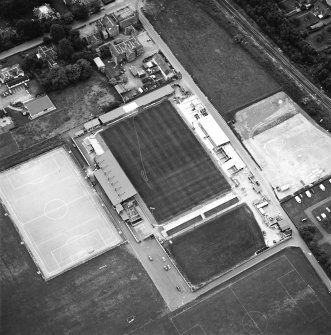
[65,63,82,83]
[50,24,66,43]
[47,66,69,90]
[62,12,74,25]
[76,59,92,80]
[16,19,43,40]
[21,54,45,73]
[69,30,84,51]
[57,38,75,61]
[72,4,89,21]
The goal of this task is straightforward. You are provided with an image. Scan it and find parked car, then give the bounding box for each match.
[148,255,153,261]
[319,184,325,191]
[295,196,301,203]
[161,256,166,262]
[317,216,321,221]
[305,190,312,198]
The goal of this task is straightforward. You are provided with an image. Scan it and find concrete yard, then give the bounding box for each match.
[0,147,122,279]
[234,92,331,198]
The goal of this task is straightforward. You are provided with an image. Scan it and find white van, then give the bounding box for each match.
[321,213,326,219]
[295,196,301,203]
[305,190,312,198]
[319,184,325,191]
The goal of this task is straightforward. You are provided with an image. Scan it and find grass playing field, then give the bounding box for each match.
[0,132,19,161]
[166,204,265,286]
[131,248,331,335]
[145,0,280,119]
[1,204,167,335]
[101,100,230,223]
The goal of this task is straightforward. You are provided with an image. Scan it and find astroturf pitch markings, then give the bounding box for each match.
[229,286,263,335]
[182,324,207,335]
[6,156,61,191]
[19,194,87,226]
[283,254,331,317]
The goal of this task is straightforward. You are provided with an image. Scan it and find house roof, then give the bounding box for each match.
[110,37,142,56]
[6,75,29,88]
[24,95,55,117]
[113,6,136,22]
[152,54,171,76]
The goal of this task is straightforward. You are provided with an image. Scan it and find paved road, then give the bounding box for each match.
[0,0,132,60]
[218,0,331,119]
[137,4,331,293]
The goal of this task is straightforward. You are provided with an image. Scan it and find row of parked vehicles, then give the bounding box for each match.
[295,180,331,203]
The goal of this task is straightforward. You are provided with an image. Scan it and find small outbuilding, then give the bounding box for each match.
[93,57,105,72]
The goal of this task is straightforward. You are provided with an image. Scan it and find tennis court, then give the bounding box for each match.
[0,147,122,280]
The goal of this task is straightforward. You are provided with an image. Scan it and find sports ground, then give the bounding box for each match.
[132,248,331,335]
[167,204,265,286]
[0,147,122,279]
[101,100,230,223]
[0,132,19,160]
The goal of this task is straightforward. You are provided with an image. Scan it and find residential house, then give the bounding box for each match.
[96,15,119,39]
[152,54,174,80]
[82,28,103,50]
[109,37,144,65]
[36,45,58,68]
[112,6,139,30]
[33,3,57,21]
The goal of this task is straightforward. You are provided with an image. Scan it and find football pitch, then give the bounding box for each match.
[132,248,331,335]
[0,147,122,279]
[101,100,230,223]
[167,204,265,286]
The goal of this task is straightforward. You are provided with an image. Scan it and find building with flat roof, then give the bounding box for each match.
[109,36,144,65]
[24,95,56,119]
[6,75,30,89]
[112,6,138,30]
[94,150,137,205]
[0,64,24,84]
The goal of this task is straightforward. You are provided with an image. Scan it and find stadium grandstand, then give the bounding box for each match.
[98,85,174,125]
[94,150,137,207]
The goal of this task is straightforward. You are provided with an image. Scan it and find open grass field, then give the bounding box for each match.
[0,132,19,161]
[101,100,230,223]
[145,0,280,119]
[10,70,121,151]
[312,200,331,234]
[1,205,167,335]
[0,147,122,279]
[132,248,331,335]
[167,204,265,286]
